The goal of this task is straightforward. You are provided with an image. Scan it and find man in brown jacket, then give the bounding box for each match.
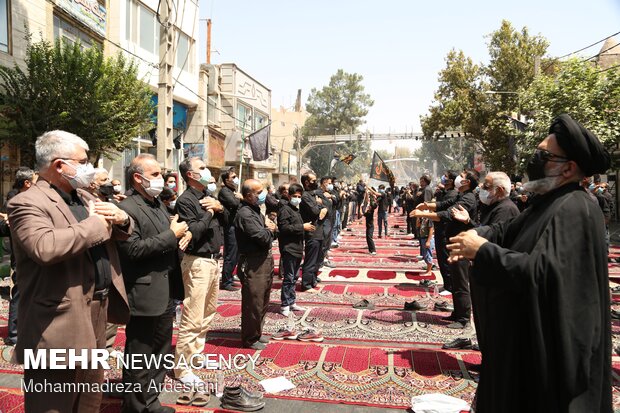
[7,130,132,413]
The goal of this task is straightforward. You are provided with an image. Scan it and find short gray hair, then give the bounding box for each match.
[487,171,511,199]
[35,130,89,169]
[127,154,156,186]
[93,168,108,178]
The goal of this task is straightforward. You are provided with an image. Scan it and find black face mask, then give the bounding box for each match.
[526,151,548,182]
[99,183,115,197]
[309,181,319,190]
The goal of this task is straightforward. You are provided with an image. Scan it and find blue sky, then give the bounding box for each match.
[198,0,620,134]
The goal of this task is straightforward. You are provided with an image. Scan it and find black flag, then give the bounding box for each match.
[248,124,271,161]
[370,152,395,185]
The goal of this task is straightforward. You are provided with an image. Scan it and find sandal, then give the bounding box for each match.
[176,391,194,406]
[191,391,210,407]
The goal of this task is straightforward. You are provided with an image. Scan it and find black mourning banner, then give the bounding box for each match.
[248,124,271,161]
[370,152,395,185]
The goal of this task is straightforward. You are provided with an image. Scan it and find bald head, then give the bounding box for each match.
[241,179,265,205]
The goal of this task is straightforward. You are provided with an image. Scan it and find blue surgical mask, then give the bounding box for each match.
[257,190,267,205]
[588,183,596,191]
[327,184,334,191]
[290,197,302,207]
[441,176,447,185]
[207,183,217,193]
[379,189,385,194]
[597,187,604,195]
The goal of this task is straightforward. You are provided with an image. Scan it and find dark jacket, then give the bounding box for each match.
[218,185,240,226]
[300,190,324,240]
[234,201,274,256]
[277,200,305,258]
[117,192,179,317]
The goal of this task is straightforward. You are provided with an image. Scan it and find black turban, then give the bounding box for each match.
[549,114,611,176]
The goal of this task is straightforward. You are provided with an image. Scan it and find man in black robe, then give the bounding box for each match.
[447,114,612,412]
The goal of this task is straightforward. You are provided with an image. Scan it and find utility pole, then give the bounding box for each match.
[206,19,212,64]
[157,0,174,170]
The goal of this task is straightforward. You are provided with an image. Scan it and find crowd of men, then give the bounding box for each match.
[0,113,615,412]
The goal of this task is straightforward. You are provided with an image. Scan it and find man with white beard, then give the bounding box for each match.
[446,114,611,412]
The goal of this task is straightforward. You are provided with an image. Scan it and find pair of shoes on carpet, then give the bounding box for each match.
[272,327,324,342]
[221,385,265,411]
[403,300,427,311]
[280,304,306,316]
[442,337,473,350]
[419,279,436,288]
[353,299,375,310]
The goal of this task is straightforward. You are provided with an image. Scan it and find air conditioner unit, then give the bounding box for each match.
[207,65,221,95]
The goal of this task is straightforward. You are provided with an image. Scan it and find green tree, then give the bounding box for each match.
[0,37,154,166]
[421,20,549,173]
[301,69,374,180]
[519,58,620,168]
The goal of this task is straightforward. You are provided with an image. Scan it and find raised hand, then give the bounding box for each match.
[93,201,129,225]
[450,204,470,224]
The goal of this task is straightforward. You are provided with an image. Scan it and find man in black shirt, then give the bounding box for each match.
[277,183,314,316]
[117,154,190,413]
[299,173,328,291]
[234,179,277,349]
[434,171,459,294]
[376,184,390,238]
[174,157,225,391]
[412,169,479,329]
[218,167,242,291]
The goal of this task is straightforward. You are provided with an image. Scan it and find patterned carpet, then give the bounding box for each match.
[0,214,619,411]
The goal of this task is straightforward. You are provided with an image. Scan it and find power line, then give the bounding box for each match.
[595,63,620,74]
[583,42,620,62]
[543,30,620,71]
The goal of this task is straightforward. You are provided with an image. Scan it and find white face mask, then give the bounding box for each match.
[232,177,240,186]
[61,161,95,189]
[479,188,494,205]
[454,175,464,190]
[169,200,177,209]
[196,169,212,186]
[140,175,164,197]
[113,185,122,194]
[207,183,217,193]
[290,197,302,207]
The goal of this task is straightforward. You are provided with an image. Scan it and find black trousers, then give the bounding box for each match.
[301,238,322,289]
[122,302,173,413]
[449,259,471,324]
[366,222,376,253]
[406,213,416,234]
[221,225,239,287]
[239,253,274,346]
[7,269,18,344]
[470,279,487,352]
[434,231,452,291]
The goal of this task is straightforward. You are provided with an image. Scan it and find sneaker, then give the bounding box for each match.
[297,329,324,342]
[434,301,453,312]
[280,306,290,317]
[331,243,339,248]
[419,279,435,288]
[323,261,336,268]
[290,304,306,311]
[370,251,377,255]
[272,328,299,340]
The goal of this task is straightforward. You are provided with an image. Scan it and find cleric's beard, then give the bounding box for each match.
[523,164,564,194]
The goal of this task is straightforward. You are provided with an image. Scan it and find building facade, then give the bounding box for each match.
[0,0,201,197]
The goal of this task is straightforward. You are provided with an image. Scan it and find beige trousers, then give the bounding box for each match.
[174,254,220,379]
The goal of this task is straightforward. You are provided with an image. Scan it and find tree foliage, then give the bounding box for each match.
[421,20,549,173]
[519,58,620,168]
[0,37,154,166]
[301,69,374,180]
